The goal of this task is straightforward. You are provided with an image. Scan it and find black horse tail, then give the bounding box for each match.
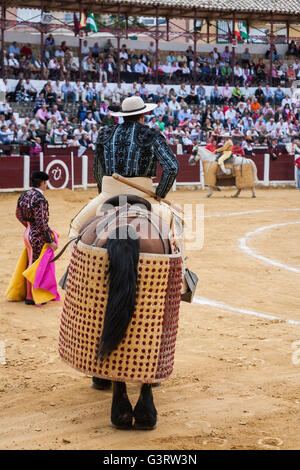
[96,225,140,359]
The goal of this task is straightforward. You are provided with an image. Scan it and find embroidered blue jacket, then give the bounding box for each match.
[94,122,179,198]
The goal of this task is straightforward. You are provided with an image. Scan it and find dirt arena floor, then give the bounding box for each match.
[0,186,300,450]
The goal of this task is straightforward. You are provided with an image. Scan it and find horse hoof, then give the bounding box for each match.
[134,421,157,431]
[206,194,212,198]
[25,299,35,305]
[133,400,157,430]
[252,195,256,198]
[91,377,112,390]
[110,414,133,430]
[111,395,133,429]
[231,195,238,198]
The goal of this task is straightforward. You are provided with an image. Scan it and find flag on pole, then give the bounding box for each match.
[79,10,87,29]
[234,21,241,41]
[86,13,98,33]
[228,24,232,43]
[73,13,80,36]
[240,22,249,41]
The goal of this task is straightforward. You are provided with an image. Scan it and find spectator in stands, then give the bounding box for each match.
[197,83,206,106]
[81,40,90,56]
[221,82,231,103]
[104,56,116,82]
[234,63,245,86]
[48,57,60,80]
[91,42,101,59]
[15,79,30,103]
[282,93,292,109]
[211,62,222,84]
[140,50,150,65]
[221,62,232,83]
[8,42,20,58]
[0,125,11,144]
[221,46,232,65]
[36,103,51,124]
[134,58,148,75]
[201,61,211,83]
[231,84,243,105]
[0,99,12,118]
[286,64,296,84]
[23,79,37,102]
[287,40,297,57]
[138,82,153,102]
[61,80,76,102]
[55,46,65,58]
[241,48,251,66]
[8,53,20,77]
[186,84,198,105]
[210,84,222,105]
[255,84,265,105]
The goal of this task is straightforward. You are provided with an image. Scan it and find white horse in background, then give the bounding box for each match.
[189,144,258,198]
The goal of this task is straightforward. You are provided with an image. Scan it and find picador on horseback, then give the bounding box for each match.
[59,97,196,430]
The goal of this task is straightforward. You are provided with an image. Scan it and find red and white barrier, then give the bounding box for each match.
[0,146,297,192]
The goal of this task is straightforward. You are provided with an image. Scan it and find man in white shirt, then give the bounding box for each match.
[8,54,19,76]
[51,104,62,122]
[83,112,97,131]
[55,46,65,58]
[114,82,128,102]
[17,124,29,143]
[168,96,181,119]
[52,80,62,99]
[161,61,173,76]
[148,41,156,56]
[89,124,99,144]
[134,59,148,75]
[281,94,291,109]
[119,45,128,61]
[213,106,225,122]
[0,99,12,117]
[82,40,90,55]
[30,115,42,130]
[155,83,169,103]
[128,82,138,97]
[100,81,113,100]
[266,118,276,134]
[225,105,236,122]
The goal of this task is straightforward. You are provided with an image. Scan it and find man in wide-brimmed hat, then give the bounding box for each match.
[69,96,179,238]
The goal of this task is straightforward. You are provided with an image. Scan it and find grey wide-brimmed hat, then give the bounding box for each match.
[110,96,157,117]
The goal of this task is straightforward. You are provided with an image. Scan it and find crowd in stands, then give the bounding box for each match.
[1,37,300,158]
[2,36,300,86]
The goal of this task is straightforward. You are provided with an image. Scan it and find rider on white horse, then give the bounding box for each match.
[215,133,233,174]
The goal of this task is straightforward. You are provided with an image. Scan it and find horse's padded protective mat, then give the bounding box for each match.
[203,161,218,186]
[59,241,182,383]
[235,163,254,189]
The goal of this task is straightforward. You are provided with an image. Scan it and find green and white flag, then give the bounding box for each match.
[86,13,98,32]
[240,22,249,40]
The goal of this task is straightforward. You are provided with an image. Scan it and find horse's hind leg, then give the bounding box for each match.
[206,187,214,198]
[232,189,241,198]
[133,384,157,430]
[111,381,133,429]
[251,187,256,198]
